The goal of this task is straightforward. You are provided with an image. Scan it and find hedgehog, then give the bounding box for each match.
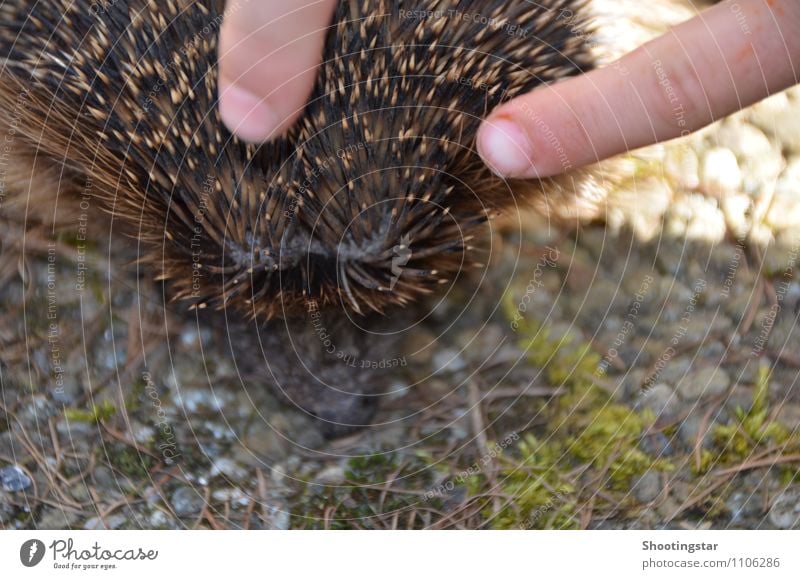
[0,0,617,434]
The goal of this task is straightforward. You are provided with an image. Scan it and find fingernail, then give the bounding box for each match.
[219,82,281,142]
[477,117,535,178]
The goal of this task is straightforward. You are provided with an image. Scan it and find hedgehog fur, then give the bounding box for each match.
[0,0,607,318]
[0,0,620,434]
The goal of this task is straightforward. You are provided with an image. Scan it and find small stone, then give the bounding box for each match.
[314,465,346,486]
[677,410,715,449]
[637,383,679,424]
[666,194,727,242]
[405,328,437,366]
[36,507,79,530]
[717,121,774,162]
[768,489,800,529]
[664,145,700,190]
[701,148,742,195]
[240,422,286,464]
[261,501,291,530]
[724,385,757,416]
[0,490,14,524]
[766,158,800,230]
[608,180,672,242]
[149,509,172,528]
[657,357,692,387]
[750,91,800,153]
[639,432,674,457]
[209,458,248,482]
[432,348,467,374]
[83,514,126,530]
[677,367,731,401]
[171,485,205,517]
[721,194,752,238]
[776,404,800,427]
[633,471,662,503]
[0,465,32,492]
[211,487,248,504]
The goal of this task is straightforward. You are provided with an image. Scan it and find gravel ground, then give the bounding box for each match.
[2,79,800,530]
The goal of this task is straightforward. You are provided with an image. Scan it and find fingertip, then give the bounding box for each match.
[477,116,539,179]
[218,79,281,143]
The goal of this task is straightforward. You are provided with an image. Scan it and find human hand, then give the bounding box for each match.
[217,0,337,142]
[477,0,800,179]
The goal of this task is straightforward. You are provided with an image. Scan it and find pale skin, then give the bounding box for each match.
[218,0,800,178]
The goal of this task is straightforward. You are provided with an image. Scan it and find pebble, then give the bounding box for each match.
[240,422,286,464]
[432,348,467,374]
[314,465,346,486]
[726,491,762,526]
[171,486,205,517]
[0,465,32,492]
[666,194,727,242]
[148,509,173,528]
[720,193,752,238]
[768,489,800,529]
[0,490,14,523]
[677,409,715,449]
[36,507,79,530]
[677,367,731,401]
[637,383,680,425]
[83,514,126,530]
[701,148,742,195]
[657,358,692,386]
[209,458,248,482]
[766,159,800,230]
[262,501,291,530]
[633,471,662,503]
[664,145,700,190]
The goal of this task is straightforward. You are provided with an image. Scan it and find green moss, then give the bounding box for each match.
[292,451,443,529]
[104,442,153,479]
[710,364,798,468]
[64,399,117,424]
[480,296,674,529]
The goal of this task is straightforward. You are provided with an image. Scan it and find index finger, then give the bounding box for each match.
[477,0,800,179]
